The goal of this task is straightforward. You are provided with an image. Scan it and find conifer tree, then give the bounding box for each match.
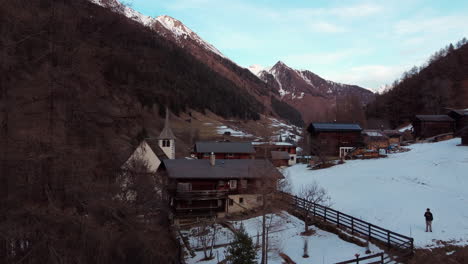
[226,224,258,264]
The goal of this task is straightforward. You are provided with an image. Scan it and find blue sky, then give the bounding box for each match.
[124,0,468,90]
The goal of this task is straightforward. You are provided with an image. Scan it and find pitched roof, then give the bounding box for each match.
[415,115,454,122]
[158,109,176,140]
[448,109,468,117]
[308,123,362,133]
[383,130,402,137]
[271,151,290,160]
[145,139,169,160]
[194,141,255,154]
[163,159,283,179]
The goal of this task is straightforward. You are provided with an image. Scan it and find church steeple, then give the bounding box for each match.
[158,107,175,159]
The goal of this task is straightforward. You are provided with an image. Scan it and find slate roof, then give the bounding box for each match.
[415,115,454,122]
[158,110,176,139]
[448,109,468,117]
[308,123,362,133]
[163,159,283,179]
[271,151,290,160]
[145,139,169,160]
[194,142,255,154]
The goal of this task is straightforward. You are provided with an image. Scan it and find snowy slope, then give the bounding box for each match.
[284,138,468,248]
[185,213,381,264]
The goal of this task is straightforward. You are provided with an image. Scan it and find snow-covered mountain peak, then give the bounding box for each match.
[156,15,195,38]
[155,15,226,58]
[247,64,265,76]
[89,0,226,59]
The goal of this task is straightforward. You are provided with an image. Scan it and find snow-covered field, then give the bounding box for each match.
[185,213,381,264]
[284,138,468,248]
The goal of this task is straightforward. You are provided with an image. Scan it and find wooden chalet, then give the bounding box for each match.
[253,142,297,165]
[192,141,255,159]
[362,130,389,151]
[413,115,455,139]
[163,156,283,222]
[307,123,363,158]
[447,109,468,132]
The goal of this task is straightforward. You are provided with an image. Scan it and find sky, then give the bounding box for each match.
[123,0,468,91]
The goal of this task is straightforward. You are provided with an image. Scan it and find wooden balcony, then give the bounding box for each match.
[175,190,229,200]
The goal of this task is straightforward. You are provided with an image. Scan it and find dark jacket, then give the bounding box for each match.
[424,211,433,221]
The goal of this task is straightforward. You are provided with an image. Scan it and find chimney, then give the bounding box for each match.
[210,152,215,166]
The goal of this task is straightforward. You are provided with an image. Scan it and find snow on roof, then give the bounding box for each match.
[362,130,386,137]
[398,124,413,132]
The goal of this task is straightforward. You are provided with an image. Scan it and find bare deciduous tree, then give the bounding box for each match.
[298,182,331,233]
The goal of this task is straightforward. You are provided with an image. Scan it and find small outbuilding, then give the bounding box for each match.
[270,151,290,167]
[362,130,389,151]
[413,115,455,139]
[383,130,402,146]
[447,109,468,132]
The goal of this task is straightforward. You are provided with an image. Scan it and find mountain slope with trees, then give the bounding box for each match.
[367,39,468,127]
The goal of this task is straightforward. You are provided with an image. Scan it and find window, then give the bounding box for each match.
[290,156,295,161]
[240,179,247,189]
[227,153,234,158]
[239,197,244,204]
[162,140,171,147]
[229,199,234,206]
[229,180,237,189]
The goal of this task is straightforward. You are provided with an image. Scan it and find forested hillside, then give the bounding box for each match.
[367,39,468,127]
[0,0,273,262]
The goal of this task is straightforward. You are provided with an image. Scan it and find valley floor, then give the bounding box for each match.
[284,138,468,248]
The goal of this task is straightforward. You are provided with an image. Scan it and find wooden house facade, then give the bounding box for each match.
[192,141,255,159]
[447,109,468,132]
[163,157,283,222]
[307,123,363,158]
[270,151,290,167]
[413,115,455,139]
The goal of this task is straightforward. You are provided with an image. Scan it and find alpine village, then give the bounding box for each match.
[2,1,468,264]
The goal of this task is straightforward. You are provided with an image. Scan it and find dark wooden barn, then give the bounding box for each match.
[413,115,455,139]
[307,123,363,158]
[447,109,468,132]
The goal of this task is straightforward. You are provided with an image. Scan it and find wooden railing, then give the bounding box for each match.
[335,253,384,264]
[175,189,228,200]
[280,192,414,256]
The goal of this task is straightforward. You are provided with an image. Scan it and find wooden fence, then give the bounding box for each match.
[280,192,414,258]
[335,252,384,264]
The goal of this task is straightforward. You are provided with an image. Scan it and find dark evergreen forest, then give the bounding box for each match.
[367,39,468,127]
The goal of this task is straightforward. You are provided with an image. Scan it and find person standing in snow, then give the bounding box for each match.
[424,208,433,232]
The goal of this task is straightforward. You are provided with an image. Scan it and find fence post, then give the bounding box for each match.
[337,211,340,227]
[368,225,372,239]
[380,253,384,264]
[313,204,316,217]
[324,207,327,222]
[351,218,354,234]
[387,232,390,248]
